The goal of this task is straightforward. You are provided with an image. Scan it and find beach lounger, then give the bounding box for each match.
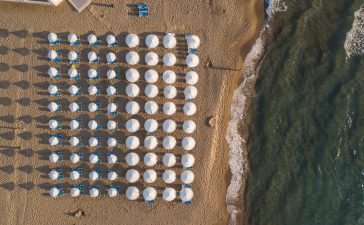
[70,35,81,46]
[51,151,63,162]
[138,3,148,10]
[49,35,61,45]
[188,48,198,54]
[72,185,84,196]
[144,200,156,204]
[90,38,101,47]
[139,10,149,17]
[51,53,62,63]
[51,134,63,145]
[55,185,65,196]
[182,200,192,205]
[89,54,100,63]
[53,168,64,179]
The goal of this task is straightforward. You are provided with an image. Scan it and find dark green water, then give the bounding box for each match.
[246,1,364,225]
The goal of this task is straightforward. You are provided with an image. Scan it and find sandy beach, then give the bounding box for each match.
[0,0,263,224]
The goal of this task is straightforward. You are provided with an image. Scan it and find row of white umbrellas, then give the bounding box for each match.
[48,101,197,116]
[48,32,200,49]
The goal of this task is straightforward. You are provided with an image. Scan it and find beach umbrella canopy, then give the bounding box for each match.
[144,101,159,114]
[163,136,177,150]
[163,53,177,66]
[162,170,176,184]
[68,68,78,78]
[106,52,116,63]
[88,69,98,79]
[89,137,99,147]
[183,102,197,116]
[145,52,159,66]
[182,137,196,150]
[163,153,177,167]
[107,137,117,147]
[107,103,117,113]
[48,102,59,112]
[48,67,58,78]
[183,120,196,133]
[181,170,195,184]
[126,186,139,200]
[49,169,59,180]
[185,71,199,85]
[181,153,195,168]
[126,169,140,183]
[69,119,80,130]
[48,33,58,42]
[89,171,99,180]
[68,33,77,43]
[144,152,157,166]
[125,152,140,166]
[107,85,117,96]
[144,136,158,150]
[88,102,98,112]
[126,33,140,48]
[125,68,140,82]
[184,86,198,100]
[69,136,80,146]
[125,51,140,65]
[144,119,158,133]
[49,136,59,146]
[145,34,159,48]
[163,119,177,133]
[143,187,157,201]
[186,35,201,49]
[126,119,140,133]
[186,54,200,68]
[89,187,99,197]
[48,50,57,60]
[106,34,116,45]
[70,187,81,197]
[126,101,140,115]
[88,85,98,95]
[107,171,118,181]
[70,153,81,164]
[70,170,80,180]
[107,69,116,79]
[49,187,60,198]
[87,34,97,44]
[163,102,177,116]
[163,188,177,201]
[89,154,99,164]
[144,69,158,83]
[108,187,118,197]
[68,51,78,61]
[126,136,140,150]
[107,120,117,130]
[48,119,59,129]
[143,170,157,183]
[163,34,177,49]
[68,84,79,95]
[163,85,177,99]
[180,188,194,202]
[125,83,140,97]
[163,70,176,84]
[49,152,59,163]
[107,153,118,164]
[88,51,98,61]
[69,102,80,112]
[144,84,159,98]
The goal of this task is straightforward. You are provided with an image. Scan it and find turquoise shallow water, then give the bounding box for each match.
[245,1,364,225]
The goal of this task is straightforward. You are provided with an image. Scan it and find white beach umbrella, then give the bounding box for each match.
[107,153,118,164]
[145,52,159,66]
[126,186,139,200]
[144,69,158,83]
[126,169,140,183]
[144,136,158,150]
[163,34,177,49]
[145,34,159,48]
[162,170,176,184]
[143,187,157,201]
[70,153,81,164]
[48,102,59,113]
[184,86,198,100]
[186,54,200,68]
[88,34,97,44]
[106,34,116,45]
[183,102,197,116]
[125,51,140,65]
[143,170,157,183]
[163,85,177,99]
[88,69,98,79]
[144,101,159,114]
[163,119,177,133]
[125,83,140,97]
[125,68,140,82]
[107,137,117,147]
[126,33,140,47]
[107,69,116,79]
[180,158,193,173]
[107,171,118,181]
[163,136,177,150]
[68,51,78,61]
[126,119,140,133]
[163,70,177,84]
[106,52,116,63]
[68,68,78,78]
[49,187,60,198]
[89,137,99,147]
[68,84,79,95]
[49,152,59,163]
[107,120,117,130]
[144,84,159,98]
[185,71,199,85]
[48,33,58,43]
[107,85,117,96]
[89,154,99,164]
[48,119,59,129]
[181,170,195,184]
[68,33,77,43]
[163,102,177,116]
[108,187,118,197]
[183,120,196,133]
[70,187,81,197]
[49,136,59,146]
[163,53,177,66]
[126,136,140,150]
[69,119,80,130]
[88,102,98,112]
[125,101,140,115]
[180,188,194,202]
[69,136,80,147]
[89,171,99,181]
[48,67,58,78]
[48,50,57,60]
[144,119,158,133]
[70,170,80,180]
[163,153,177,167]
[163,188,177,202]
[144,152,157,166]
[107,103,117,114]
[69,102,80,112]
[89,188,99,197]
[49,169,59,180]
[88,85,98,96]
[125,152,140,166]
[186,35,201,49]
[182,137,196,151]
[88,51,98,62]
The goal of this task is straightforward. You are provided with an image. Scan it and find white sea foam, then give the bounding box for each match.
[344,6,364,58]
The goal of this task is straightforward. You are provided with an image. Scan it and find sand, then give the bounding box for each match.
[0,0,263,225]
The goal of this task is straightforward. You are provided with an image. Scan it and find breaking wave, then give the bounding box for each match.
[344,5,364,58]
